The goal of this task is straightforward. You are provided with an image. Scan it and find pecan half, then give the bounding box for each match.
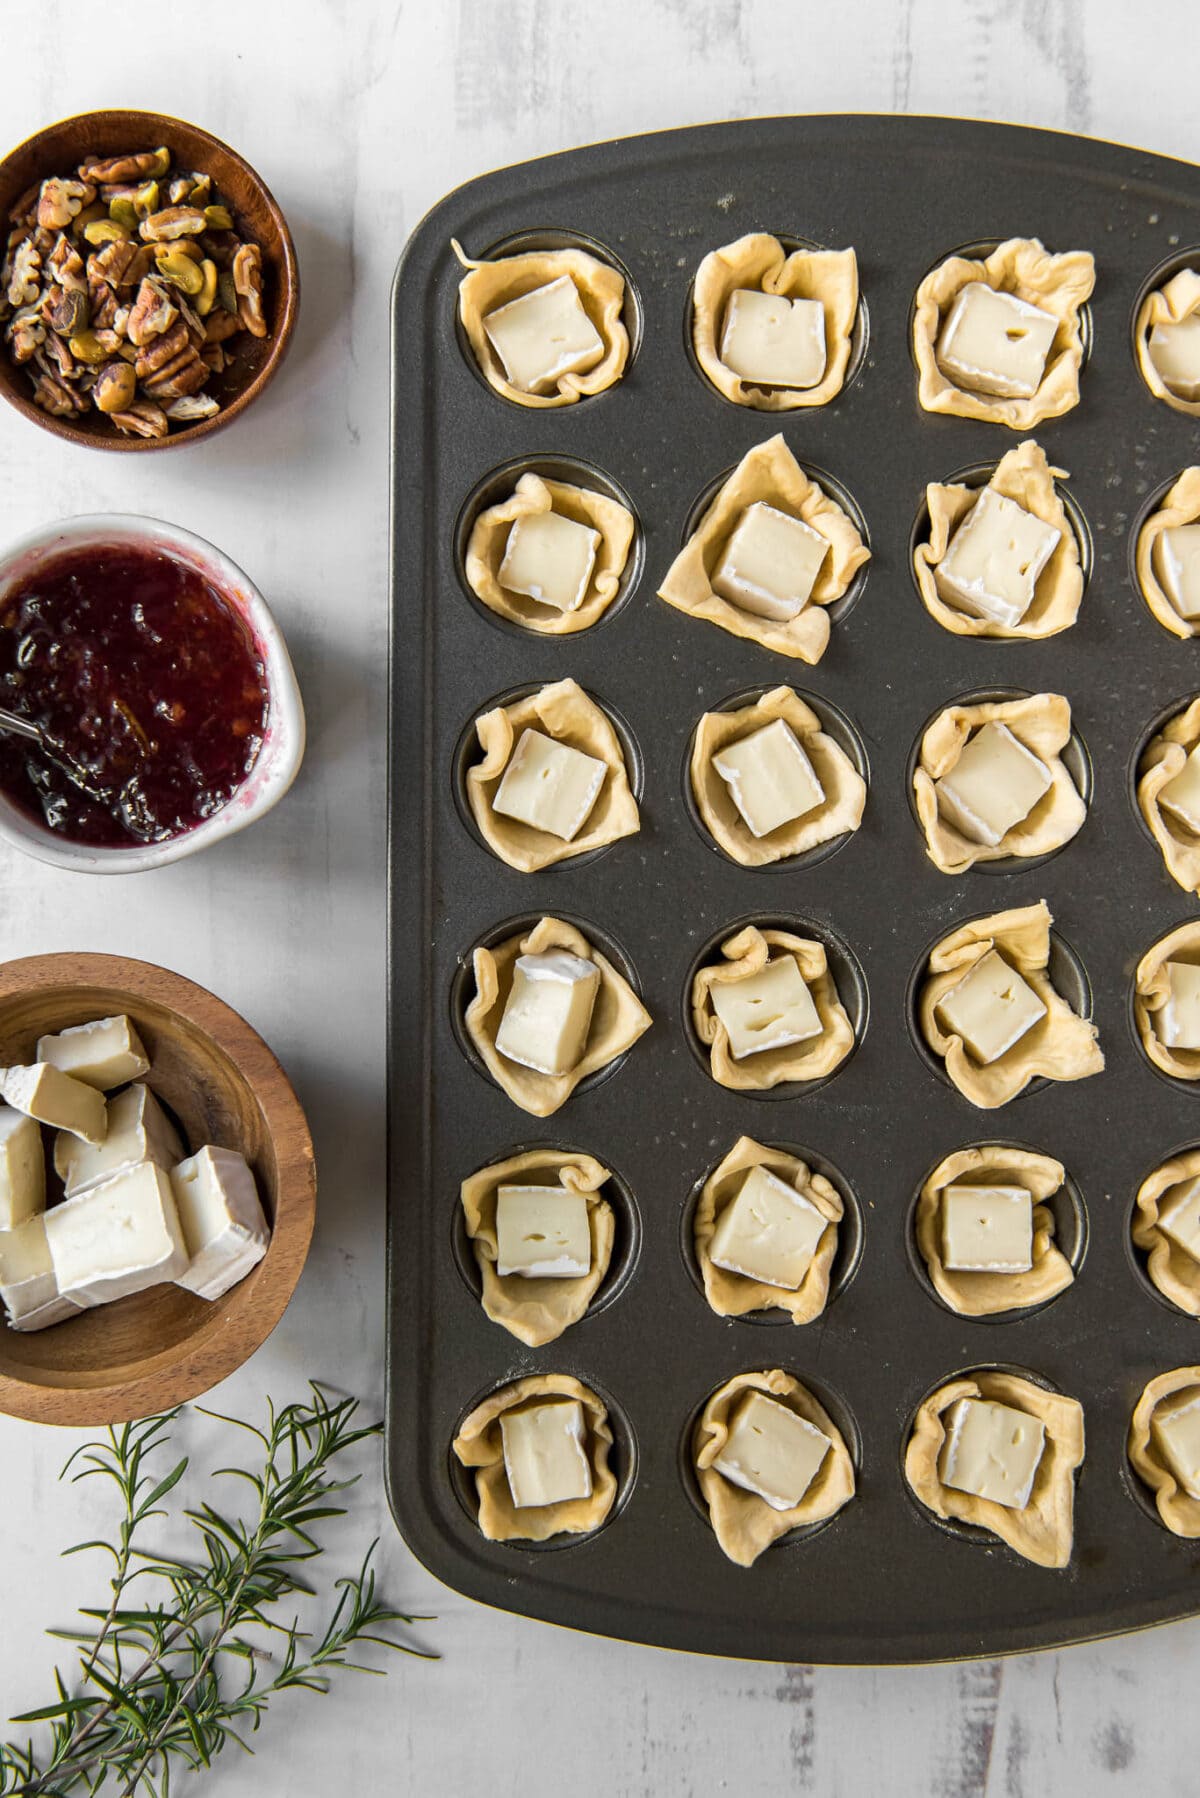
[138,206,208,243]
[77,148,169,186]
[134,319,190,380]
[141,347,208,400]
[87,238,149,290]
[203,306,241,345]
[232,243,267,338]
[109,400,168,438]
[164,393,219,421]
[46,234,87,293]
[126,276,178,346]
[88,281,120,331]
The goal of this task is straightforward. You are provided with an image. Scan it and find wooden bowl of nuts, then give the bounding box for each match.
[0,109,299,451]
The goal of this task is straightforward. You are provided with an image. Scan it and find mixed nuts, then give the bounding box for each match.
[0,145,269,438]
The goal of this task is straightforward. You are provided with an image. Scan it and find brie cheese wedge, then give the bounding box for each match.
[170,1145,270,1301]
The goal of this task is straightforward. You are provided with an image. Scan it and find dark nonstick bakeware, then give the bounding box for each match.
[387,114,1200,1663]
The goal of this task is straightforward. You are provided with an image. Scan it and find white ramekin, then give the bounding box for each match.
[0,514,305,873]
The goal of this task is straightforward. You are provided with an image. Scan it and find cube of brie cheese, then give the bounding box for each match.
[498,511,601,614]
[719,287,827,389]
[934,949,1047,1066]
[709,1163,827,1290]
[711,956,823,1061]
[938,1396,1045,1509]
[500,1397,592,1508]
[492,728,606,843]
[712,718,825,839]
[934,487,1061,629]
[55,1082,183,1198]
[934,722,1052,848]
[1158,961,1200,1050]
[1148,312,1200,402]
[494,951,601,1077]
[170,1146,270,1302]
[941,1182,1034,1273]
[45,1161,189,1308]
[1156,1175,1200,1262]
[495,1183,592,1279]
[36,1015,149,1091]
[0,1105,44,1231]
[711,502,829,622]
[0,1063,105,1145]
[482,276,604,395]
[713,1388,832,1511]
[1158,744,1200,835]
[1150,1386,1200,1498]
[0,1213,82,1332]
[936,281,1058,399]
[1153,524,1200,623]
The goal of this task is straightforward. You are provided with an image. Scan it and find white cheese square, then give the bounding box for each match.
[936,281,1058,399]
[0,1213,83,1331]
[45,1161,189,1309]
[1151,1386,1200,1498]
[36,1015,150,1091]
[55,1081,183,1198]
[495,1182,591,1279]
[712,718,825,839]
[938,1396,1046,1509]
[719,287,827,390]
[1148,313,1200,402]
[934,721,1053,848]
[0,1105,44,1231]
[494,951,601,1077]
[0,1062,106,1145]
[710,955,823,1061]
[1154,524,1200,623]
[1156,1175,1200,1262]
[170,1145,270,1302]
[482,276,604,394]
[492,727,606,843]
[497,511,601,614]
[713,1389,832,1511]
[1158,961,1200,1050]
[933,487,1061,630]
[934,949,1047,1066]
[941,1183,1034,1273]
[1156,743,1200,835]
[500,1397,592,1508]
[711,501,829,622]
[709,1163,827,1290]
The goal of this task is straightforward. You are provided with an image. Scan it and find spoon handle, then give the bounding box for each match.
[0,706,42,746]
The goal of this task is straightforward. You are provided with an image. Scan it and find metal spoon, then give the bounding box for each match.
[0,705,116,807]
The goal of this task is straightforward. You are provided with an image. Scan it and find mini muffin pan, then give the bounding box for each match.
[387,115,1200,1662]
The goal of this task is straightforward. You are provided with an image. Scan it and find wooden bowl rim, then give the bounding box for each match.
[0,951,315,1425]
[0,108,300,453]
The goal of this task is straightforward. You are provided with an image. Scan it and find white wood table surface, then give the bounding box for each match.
[0,3,1196,1791]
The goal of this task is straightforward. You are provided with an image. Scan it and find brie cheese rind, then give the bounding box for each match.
[451,1372,616,1543]
[465,915,651,1118]
[694,1369,855,1567]
[1133,1149,1200,1317]
[914,440,1084,640]
[919,900,1104,1109]
[692,926,854,1093]
[460,1148,615,1347]
[658,435,870,664]
[913,692,1085,874]
[904,1370,1085,1568]
[1133,922,1200,1081]
[690,685,866,868]
[1134,466,1200,640]
[466,678,640,872]
[1137,695,1200,894]
[694,1135,842,1324]
[1128,1366,1200,1536]
[915,1145,1074,1317]
[455,242,628,409]
[912,236,1095,428]
[1134,268,1200,418]
[691,233,859,411]
[464,471,636,636]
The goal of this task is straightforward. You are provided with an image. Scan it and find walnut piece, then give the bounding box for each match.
[77,148,169,185]
[139,206,208,243]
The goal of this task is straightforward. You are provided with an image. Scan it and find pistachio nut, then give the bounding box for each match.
[195,259,218,317]
[203,204,234,232]
[153,249,205,296]
[108,197,139,231]
[83,218,132,247]
[67,330,110,366]
[92,359,137,413]
[132,181,159,220]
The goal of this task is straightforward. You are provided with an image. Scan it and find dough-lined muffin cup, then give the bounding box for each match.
[1133,921,1200,1081]
[460,1149,615,1347]
[658,435,869,664]
[452,1373,617,1542]
[918,900,1104,1109]
[465,915,652,1117]
[913,691,1085,873]
[465,677,640,872]
[1134,269,1200,419]
[693,1368,855,1567]
[691,232,859,411]
[904,1370,1084,1568]
[455,242,629,408]
[1137,696,1200,891]
[693,1135,842,1324]
[1132,1148,1200,1316]
[464,472,636,635]
[912,237,1094,428]
[913,440,1084,640]
[692,924,854,1092]
[1128,1367,1200,1537]
[1134,468,1200,640]
[691,686,866,867]
[914,1145,1074,1317]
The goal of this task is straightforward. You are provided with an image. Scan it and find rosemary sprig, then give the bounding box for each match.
[0,1385,433,1797]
